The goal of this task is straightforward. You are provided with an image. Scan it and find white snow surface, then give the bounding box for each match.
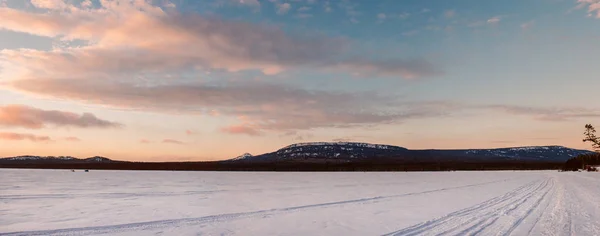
[1,169,600,235]
[230,153,253,161]
[280,142,399,150]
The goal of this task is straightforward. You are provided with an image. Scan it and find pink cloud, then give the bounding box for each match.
[10,79,436,133]
[64,136,81,142]
[329,58,441,79]
[0,4,332,75]
[0,104,122,129]
[276,3,291,15]
[0,0,439,79]
[578,0,600,18]
[0,7,75,37]
[483,105,600,121]
[30,0,68,10]
[7,80,594,136]
[221,124,263,136]
[185,130,197,135]
[0,132,52,142]
[140,139,151,144]
[162,139,185,145]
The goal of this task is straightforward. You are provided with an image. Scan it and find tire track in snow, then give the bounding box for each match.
[384,178,542,236]
[528,175,572,236]
[523,177,556,236]
[562,174,600,235]
[1,178,515,236]
[384,176,554,236]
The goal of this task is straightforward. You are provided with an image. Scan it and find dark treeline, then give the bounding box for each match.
[0,161,564,172]
[562,153,600,171]
[562,124,600,171]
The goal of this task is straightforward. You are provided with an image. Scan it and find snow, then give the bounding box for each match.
[231,153,253,161]
[83,157,111,162]
[280,142,399,150]
[4,156,43,161]
[1,169,599,235]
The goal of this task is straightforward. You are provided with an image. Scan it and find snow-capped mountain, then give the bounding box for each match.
[1,142,593,166]
[273,142,408,160]
[231,153,254,161]
[83,156,113,162]
[458,146,590,161]
[229,142,594,163]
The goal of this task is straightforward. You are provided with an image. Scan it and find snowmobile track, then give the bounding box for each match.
[384,176,554,236]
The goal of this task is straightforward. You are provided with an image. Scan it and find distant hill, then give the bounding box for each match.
[0,142,593,171]
[227,142,593,163]
[0,156,116,164]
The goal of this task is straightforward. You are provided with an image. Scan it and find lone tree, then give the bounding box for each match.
[562,124,600,171]
[583,124,600,152]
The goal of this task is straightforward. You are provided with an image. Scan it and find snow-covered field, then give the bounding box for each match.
[1,169,599,235]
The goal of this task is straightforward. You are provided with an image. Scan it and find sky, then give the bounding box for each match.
[1,0,600,161]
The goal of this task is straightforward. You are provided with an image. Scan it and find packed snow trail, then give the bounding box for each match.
[1,170,600,235]
[385,177,554,235]
[385,172,600,236]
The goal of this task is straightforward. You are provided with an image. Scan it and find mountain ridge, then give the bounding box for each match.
[0,155,115,163]
[0,142,594,164]
[227,142,593,163]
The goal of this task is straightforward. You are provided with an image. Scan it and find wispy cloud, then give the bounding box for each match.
[468,16,504,28]
[277,2,291,14]
[328,58,442,79]
[221,124,263,136]
[140,139,151,144]
[236,0,261,7]
[376,13,387,23]
[30,0,68,9]
[280,131,313,141]
[9,79,447,134]
[11,77,593,135]
[521,21,535,30]
[0,132,51,142]
[483,105,600,121]
[0,104,122,129]
[186,130,197,135]
[487,16,501,24]
[64,136,81,142]
[213,0,260,10]
[338,0,361,23]
[298,6,310,12]
[0,0,439,79]
[398,12,410,19]
[324,1,332,12]
[577,0,600,18]
[162,139,185,145]
[444,10,456,18]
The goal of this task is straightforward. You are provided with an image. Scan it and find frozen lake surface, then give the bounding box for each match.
[1,169,600,235]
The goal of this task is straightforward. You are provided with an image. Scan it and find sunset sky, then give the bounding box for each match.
[1,0,600,161]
